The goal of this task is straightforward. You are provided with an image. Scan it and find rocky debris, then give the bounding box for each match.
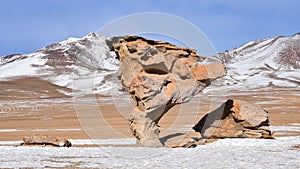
[193,99,273,139]
[171,131,202,148]
[291,144,300,150]
[111,36,226,147]
[22,134,72,147]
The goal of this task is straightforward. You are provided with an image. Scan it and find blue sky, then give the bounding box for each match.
[0,0,299,56]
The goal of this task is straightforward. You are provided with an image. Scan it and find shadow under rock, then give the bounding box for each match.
[160,132,186,145]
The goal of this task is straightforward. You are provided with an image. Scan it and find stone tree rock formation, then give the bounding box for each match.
[111,36,226,147]
[193,99,273,139]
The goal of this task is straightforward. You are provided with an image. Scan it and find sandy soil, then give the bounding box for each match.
[0,77,299,141]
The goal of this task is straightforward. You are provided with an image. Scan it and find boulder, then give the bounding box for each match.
[22,134,72,147]
[111,36,226,147]
[193,99,273,139]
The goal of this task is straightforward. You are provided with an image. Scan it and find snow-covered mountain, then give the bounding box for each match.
[0,32,299,97]
[0,33,119,96]
[207,32,300,90]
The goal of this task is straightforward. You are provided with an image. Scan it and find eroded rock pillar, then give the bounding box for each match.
[110,36,226,147]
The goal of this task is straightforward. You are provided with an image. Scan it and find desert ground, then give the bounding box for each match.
[1,77,299,140]
[0,77,299,168]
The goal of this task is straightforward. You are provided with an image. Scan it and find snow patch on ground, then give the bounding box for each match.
[0,129,19,132]
[69,138,136,145]
[0,137,299,168]
[271,126,300,132]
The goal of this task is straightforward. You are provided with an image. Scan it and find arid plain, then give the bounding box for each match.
[1,77,299,143]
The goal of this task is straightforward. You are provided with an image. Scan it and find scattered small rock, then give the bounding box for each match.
[291,144,300,150]
[22,134,72,147]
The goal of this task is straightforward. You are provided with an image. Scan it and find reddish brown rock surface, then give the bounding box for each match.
[193,99,273,139]
[112,36,226,147]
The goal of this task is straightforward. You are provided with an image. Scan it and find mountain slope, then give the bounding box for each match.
[0,33,119,96]
[207,33,300,90]
[1,33,299,98]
